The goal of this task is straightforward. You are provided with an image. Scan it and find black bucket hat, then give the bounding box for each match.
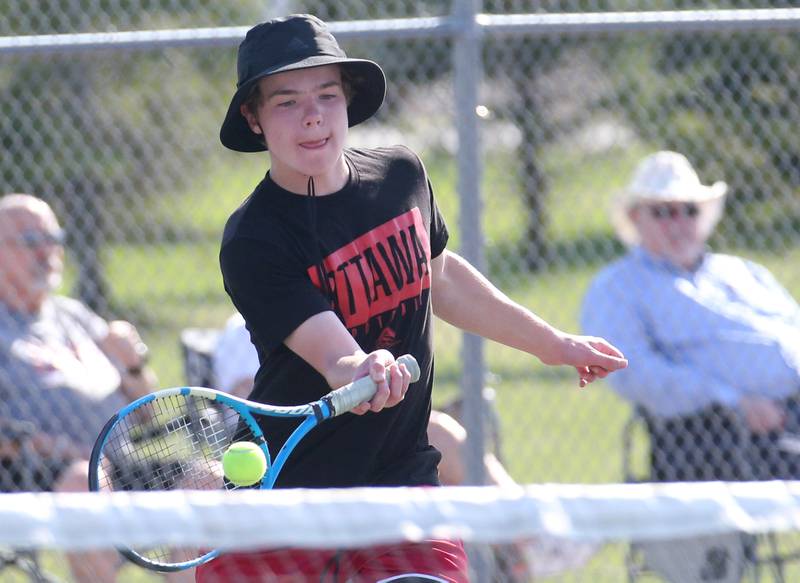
[220,14,386,153]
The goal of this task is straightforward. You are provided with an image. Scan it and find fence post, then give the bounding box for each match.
[453,0,491,580]
[453,0,486,488]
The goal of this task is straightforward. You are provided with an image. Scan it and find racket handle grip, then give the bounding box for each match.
[327,354,421,416]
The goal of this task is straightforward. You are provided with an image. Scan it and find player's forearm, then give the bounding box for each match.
[325,351,371,388]
[432,251,564,363]
[285,311,367,389]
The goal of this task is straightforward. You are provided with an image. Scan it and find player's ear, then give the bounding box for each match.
[240,105,263,135]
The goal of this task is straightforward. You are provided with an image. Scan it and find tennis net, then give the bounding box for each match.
[2,481,800,582]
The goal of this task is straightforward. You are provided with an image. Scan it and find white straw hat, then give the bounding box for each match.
[611,150,728,246]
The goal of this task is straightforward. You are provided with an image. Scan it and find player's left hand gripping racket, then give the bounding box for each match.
[88,354,420,572]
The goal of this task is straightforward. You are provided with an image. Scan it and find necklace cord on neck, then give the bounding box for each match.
[306,176,332,299]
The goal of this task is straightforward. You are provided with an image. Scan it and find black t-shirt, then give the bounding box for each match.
[220,145,449,488]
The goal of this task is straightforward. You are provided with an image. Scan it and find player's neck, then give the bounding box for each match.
[269,158,349,197]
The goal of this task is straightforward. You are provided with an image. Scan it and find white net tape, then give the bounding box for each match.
[2,481,800,551]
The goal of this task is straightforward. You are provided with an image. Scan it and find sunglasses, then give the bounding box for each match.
[0,229,66,249]
[648,203,700,220]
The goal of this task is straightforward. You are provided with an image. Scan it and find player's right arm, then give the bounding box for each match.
[430,250,627,386]
[220,228,411,414]
[284,311,412,414]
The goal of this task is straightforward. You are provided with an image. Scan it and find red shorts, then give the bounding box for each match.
[195,539,469,583]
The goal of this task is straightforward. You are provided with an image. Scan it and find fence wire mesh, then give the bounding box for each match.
[1,2,800,581]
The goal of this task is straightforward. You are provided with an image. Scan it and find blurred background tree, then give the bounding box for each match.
[3,0,797,314]
[0,0,262,313]
[620,30,800,250]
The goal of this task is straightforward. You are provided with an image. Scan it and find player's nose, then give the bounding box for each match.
[303,105,322,127]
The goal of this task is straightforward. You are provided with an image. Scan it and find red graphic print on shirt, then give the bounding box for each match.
[308,207,431,329]
[376,326,399,349]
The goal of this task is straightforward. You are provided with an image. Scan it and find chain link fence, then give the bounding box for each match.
[1,2,800,580]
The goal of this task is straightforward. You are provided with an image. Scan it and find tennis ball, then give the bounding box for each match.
[222,441,267,487]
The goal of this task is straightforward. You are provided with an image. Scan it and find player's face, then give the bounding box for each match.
[245,65,349,193]
[631,201,707,270]
[0,205,64,312]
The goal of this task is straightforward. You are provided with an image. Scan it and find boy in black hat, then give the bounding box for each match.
[205,14,627,582]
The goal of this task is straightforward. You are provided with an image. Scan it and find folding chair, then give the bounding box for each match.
[180,327,222,388]
[0,549,59,583]
[0,419,63,583]
[621,405,800,583]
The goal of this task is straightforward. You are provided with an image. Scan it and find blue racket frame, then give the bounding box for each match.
[88,387,334,571]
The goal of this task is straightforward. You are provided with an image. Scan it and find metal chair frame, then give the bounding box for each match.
[0,420,64,583]
[0,549,60,583]
[622,406,800,583]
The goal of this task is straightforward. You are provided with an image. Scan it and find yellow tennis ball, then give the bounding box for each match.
[222,441,267,487]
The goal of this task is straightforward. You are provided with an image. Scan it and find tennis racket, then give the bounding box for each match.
[88,354,420,572]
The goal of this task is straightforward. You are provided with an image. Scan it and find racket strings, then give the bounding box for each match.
[96,394,258,494]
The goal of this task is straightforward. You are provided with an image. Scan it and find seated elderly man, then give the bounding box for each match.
[0,193,163,582]
[581,151,800,482]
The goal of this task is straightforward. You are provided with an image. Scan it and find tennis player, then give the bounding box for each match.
[200,14,627,583]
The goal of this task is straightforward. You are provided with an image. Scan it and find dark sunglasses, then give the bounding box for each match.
[1,229,66,248]
[648,203,700,220]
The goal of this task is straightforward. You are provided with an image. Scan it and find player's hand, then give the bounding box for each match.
[350,349,413,415]
[555,333,628,388]
[740,395,785,434]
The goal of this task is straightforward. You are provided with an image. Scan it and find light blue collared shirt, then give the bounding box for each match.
[581,247,800,418]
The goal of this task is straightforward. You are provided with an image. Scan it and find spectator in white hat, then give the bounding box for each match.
[581,150,800,482]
